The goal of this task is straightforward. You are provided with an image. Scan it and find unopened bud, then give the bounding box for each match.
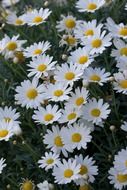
[62,54,68,61]
[110,125,115,131]
[44,1,49,6]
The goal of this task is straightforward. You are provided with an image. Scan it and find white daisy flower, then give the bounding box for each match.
[23,8,52,26]
[24,41,51,58]
[108,167,127,190]
[74,20,103,40]
[15,78,44,109]
[0,106,21,135]
[114,148,127,174]
[43,126,71,157]
[0,121,14,141]
[61,123,92,151]
[53,159,80,184]
[74,154,98,185]
[59,34,78,50]
[68,47,94,69]
[82,98,111,125]
[116,57,127,71]
[32,105,61,125]
[38,152,60,171]
[0,158,6,174]
[121,121,127,132]
[68,87,89,108]
[27,54,56,78]
[56,15,77,32]
[83,67,111,86]
[0,106,20,125]
[106,17,127,39]
[54,62,83,86]
[113,71,127,95]
[6,12,25,26]
[37,181,54,190]
[1,34,26,59]
[60,106,82,124]
[43,82,72,102]
[1,0,20,7]
[76,0,105,13]
[111,39,127,62]
[81,30,112,55]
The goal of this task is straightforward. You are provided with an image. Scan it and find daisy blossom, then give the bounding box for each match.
[43,126,71,157]
[61,123,92,151]
[23,8,51,26]
[83,67,111,86]
[24,41,51,58]
[74,154,98,185]
[27,54,56,78]
[38,152,60,171]
[32,105,61,125]
[54,62,83,86]
[76,0,105,13]
[82,98,111,125]
[15,78,44,109]
[53,159,80,184]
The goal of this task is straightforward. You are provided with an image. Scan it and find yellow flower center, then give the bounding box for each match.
[75,97,84,106]
[92,39,102,48]
[4,117,11,123]
[44,114,54,121]
[91,108,101,117]
[65,19,76,29]
[120,47,127,56]
[119,27,127,36]
[117,174,127,183]
[26,89,38,99]
[84,29,94,36]
[65,36,76,45]
[119,80,127,89]
[79,165,88,175]
[79,184,90,190]
[67,112,77,120]
[79,56,88,64]
[15,19,23,25]
[0,130,9,138]
[90,74,101,81]
[33,49,42,55]
[6,41,17,51]
[65,72,75,80]
[87,3,97,10]
[54,90,64,97]
[64,169,74,178]
[37,64,47,72]
[72,133,82,142]
[33,16,43,23]
[54,136,64,147]
[46,159,54,165]
[22,181,34,190]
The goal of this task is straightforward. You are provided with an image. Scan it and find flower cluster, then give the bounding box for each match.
[0,0,127,189]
